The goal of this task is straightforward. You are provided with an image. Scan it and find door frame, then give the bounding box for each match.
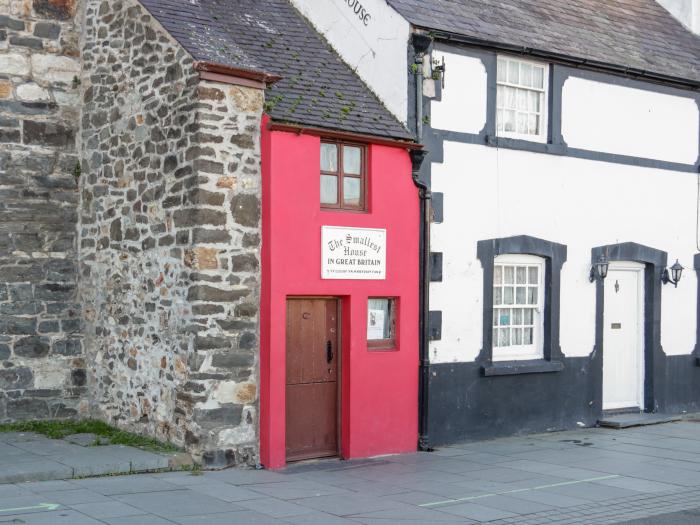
[591,243,667,413]
[285,296,343,462]
[602,261,645,411]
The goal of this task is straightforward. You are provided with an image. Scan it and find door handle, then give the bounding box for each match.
[326,340,333,363]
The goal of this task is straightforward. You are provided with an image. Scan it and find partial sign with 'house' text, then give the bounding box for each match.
[321,226,386,280]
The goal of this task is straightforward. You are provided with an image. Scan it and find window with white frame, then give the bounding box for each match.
[492,254,545,360]
[496,56,548,141]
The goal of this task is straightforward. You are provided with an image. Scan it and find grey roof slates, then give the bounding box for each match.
[139,0,411,139]
[387,0,700,84]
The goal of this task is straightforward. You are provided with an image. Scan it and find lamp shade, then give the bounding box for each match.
[596,254,609,280]
[670,259,683,284]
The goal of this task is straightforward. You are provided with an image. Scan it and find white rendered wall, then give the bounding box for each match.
[289,0,409,122]
[430,51,487,134]
[562,77,699,165]
[430,142,698,363]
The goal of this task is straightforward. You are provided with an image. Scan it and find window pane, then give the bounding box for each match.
[505,86,516,108]
[513,308,522,325]
[367,298,393,340]
[497,86,504,107]
[504,287,514,305]
[504,266,514,284]
[497,58,507,82]
[528,91,540,112]
[517,89,528,111]
[493,328,499,347]
[524,327,533,345]
[533,66,544,89]
[494,287,502,305]
[516,287,526,304]
[517,112,527,134]
[516,267,526,284]
[528,267,538,284]
[513,328,522,345]
[524,309,533,325]
[320,174,338,204]
[528,287,538,305]
[499,328,510,347]
[343,177,361,207]
[508,60,519,84]
[527,114,538,135]
[521,63,532,87]
[321,143,338,172]
[505,110,515,132]
[494,266,502,284]
[496,109,504,132]
[493,309,499,327]
[499,309,511,326]
[343,146,362,175]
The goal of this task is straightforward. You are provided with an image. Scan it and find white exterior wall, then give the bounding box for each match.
[562,78,699,164]
[289,0,409,122]
[430,51,487,134]
[429,53,700,364]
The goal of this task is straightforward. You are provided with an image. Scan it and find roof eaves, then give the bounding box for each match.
[194,61,282,86]
[424,27,700,90]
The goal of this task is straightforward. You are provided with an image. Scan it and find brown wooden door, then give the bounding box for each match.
[286,298,339,462]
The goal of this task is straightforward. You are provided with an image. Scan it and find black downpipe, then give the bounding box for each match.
[411,33,433,452]
[411,150,431,452]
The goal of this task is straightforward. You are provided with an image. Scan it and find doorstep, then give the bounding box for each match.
[598,413,682,429]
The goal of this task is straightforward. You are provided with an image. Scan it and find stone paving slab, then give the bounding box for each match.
[0,432,177,484]
[4,422,700,522]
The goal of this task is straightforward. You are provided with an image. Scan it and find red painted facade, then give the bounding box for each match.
[260,118,420,468]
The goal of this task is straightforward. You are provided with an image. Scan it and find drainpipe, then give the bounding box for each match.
[411,149,432,452]
[411,32,434,452]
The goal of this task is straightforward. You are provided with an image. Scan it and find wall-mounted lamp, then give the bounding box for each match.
[662,259,684,287]
[589,254,609,282]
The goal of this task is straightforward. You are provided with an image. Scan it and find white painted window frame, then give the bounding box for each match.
[492,254,545,361]
[496,55,549,143]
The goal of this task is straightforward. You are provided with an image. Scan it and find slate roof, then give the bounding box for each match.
[139,0,412,140]
[387,0,700,85]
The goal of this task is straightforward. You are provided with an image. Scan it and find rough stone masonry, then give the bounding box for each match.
[0,0,86,422]
[1,0,264,467]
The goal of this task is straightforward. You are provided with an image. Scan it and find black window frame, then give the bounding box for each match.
[476,235,567,376]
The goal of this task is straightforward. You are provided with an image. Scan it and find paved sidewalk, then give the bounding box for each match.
[0,431,173,483]
[4,421,700,523]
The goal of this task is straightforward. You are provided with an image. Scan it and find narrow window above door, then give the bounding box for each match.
[496,56,548,142]
[320,142,366,211]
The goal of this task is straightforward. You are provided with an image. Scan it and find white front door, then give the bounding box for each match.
[603,262,644,411]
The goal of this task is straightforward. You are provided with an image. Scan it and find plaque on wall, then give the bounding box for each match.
[321,226,386,280]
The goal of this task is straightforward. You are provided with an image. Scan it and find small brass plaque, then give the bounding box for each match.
[611,323,622,329]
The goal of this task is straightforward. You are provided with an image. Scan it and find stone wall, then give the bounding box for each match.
[0,0,86,421]
[80,0,263,466]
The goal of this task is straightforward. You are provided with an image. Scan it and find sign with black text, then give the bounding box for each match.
[321,226,386,280]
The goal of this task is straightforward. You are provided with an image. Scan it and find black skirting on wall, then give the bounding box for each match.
[426,356,600,446]
[426,352,700,446]
[663,354,700,414]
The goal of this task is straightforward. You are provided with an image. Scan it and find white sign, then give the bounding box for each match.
[367,309,386,339]
[321,226,386,280]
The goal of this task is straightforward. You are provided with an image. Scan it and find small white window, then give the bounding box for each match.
[492,254,545,360]
[496,56,548,142]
